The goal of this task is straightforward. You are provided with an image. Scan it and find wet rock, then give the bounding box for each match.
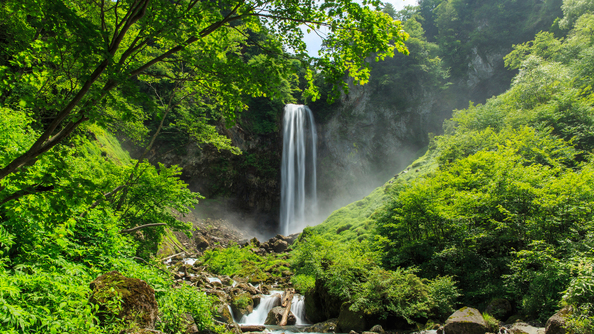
[264,306,296,325]
[252,294,261,307]
[231,292,254,320]
[443,307,488,334]
[545,307,570,334]
[89,271,158,329]
[485,298,513,320]
[213,303,234,324]
[509,322,543,334]
[305,319,339,333]
[369,325,385,333]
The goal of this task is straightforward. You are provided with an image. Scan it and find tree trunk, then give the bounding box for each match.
[279,288,295,326]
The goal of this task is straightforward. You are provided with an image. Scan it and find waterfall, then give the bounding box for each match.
[239,291,310,326]
[239,292,282,325]
[280,104,317,236]
[290,295,308,325]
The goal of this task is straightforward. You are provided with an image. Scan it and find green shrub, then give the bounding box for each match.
[562,256,594,334]
[156,285,217,333]
[350,268,459,323]
[291,274,316,294]
[202,244,285,278]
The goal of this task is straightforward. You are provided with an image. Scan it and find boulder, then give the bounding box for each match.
[304,318,339,333]
[250,237,261,247]
[337,303,367,333]
[89,271,158,329]
[443,307,488,334]
[230,292,254,320]
[213,303,235,324]
[252,294,261,308]
[264,306,296,325]
[484,299,512,320]
[545,307,570,334]
[236,283,258,295]
[286,233,300,245]
[195,234,211,251]
[271,239,289,253]
[509,322,542,334]
[369,325,385,333]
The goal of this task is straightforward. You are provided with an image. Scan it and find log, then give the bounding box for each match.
[279,288,295,326]
[240,325,266,332]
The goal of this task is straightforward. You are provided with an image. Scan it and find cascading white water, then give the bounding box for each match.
[290,295,307,325]
[239,291,309,326]
[280,104,317,236]
[239,292,282,325]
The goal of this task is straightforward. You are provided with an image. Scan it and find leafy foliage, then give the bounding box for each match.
[290,232,459,323]
[201,244,288,281]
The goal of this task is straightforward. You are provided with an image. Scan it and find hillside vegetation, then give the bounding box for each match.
[302,0,594,330]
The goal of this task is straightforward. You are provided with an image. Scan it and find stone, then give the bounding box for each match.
[304,319,339,333]
[236,283,258,295]
[89,271,158,329]
[545,307,570,334]
[337,303,367,333]
[509,322,542,334]
[264,306,296,325]
[185,313,199,333]
[443,307,488,334]
[252,294,261,307]
[484,298,513,321]
[271,239,289,253]
[369,325,385,333]
[231,292,254,320]
[250,237,261,247]
[195,234,210,251]
[213,303,234,324]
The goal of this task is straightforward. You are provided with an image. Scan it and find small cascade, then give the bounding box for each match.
[238,291,309,326]
[280,104,318,236]
[290,295,308,325]
[240,291,282,325]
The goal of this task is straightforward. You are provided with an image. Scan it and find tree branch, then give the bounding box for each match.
[120,223,167,234]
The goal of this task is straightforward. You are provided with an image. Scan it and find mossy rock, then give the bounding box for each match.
[89,271,158,329]
[230,292,254,319]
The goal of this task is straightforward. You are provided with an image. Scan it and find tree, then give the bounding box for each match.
[0,0,409,187]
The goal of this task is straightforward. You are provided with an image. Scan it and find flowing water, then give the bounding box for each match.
[280,104,318,236]
[239,291,309,326]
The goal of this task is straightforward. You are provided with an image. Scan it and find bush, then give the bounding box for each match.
[157,285,217,333]
[350,268,459,323]
[201,244,286,279]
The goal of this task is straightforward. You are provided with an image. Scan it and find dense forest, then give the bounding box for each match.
[1,0,593,333]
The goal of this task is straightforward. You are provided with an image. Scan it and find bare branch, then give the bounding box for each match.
[120,223,167,234]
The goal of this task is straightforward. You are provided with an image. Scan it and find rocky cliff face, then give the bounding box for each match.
[313,47,512,219]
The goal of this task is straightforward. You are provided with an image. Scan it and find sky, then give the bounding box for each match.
[303,0,419,55]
